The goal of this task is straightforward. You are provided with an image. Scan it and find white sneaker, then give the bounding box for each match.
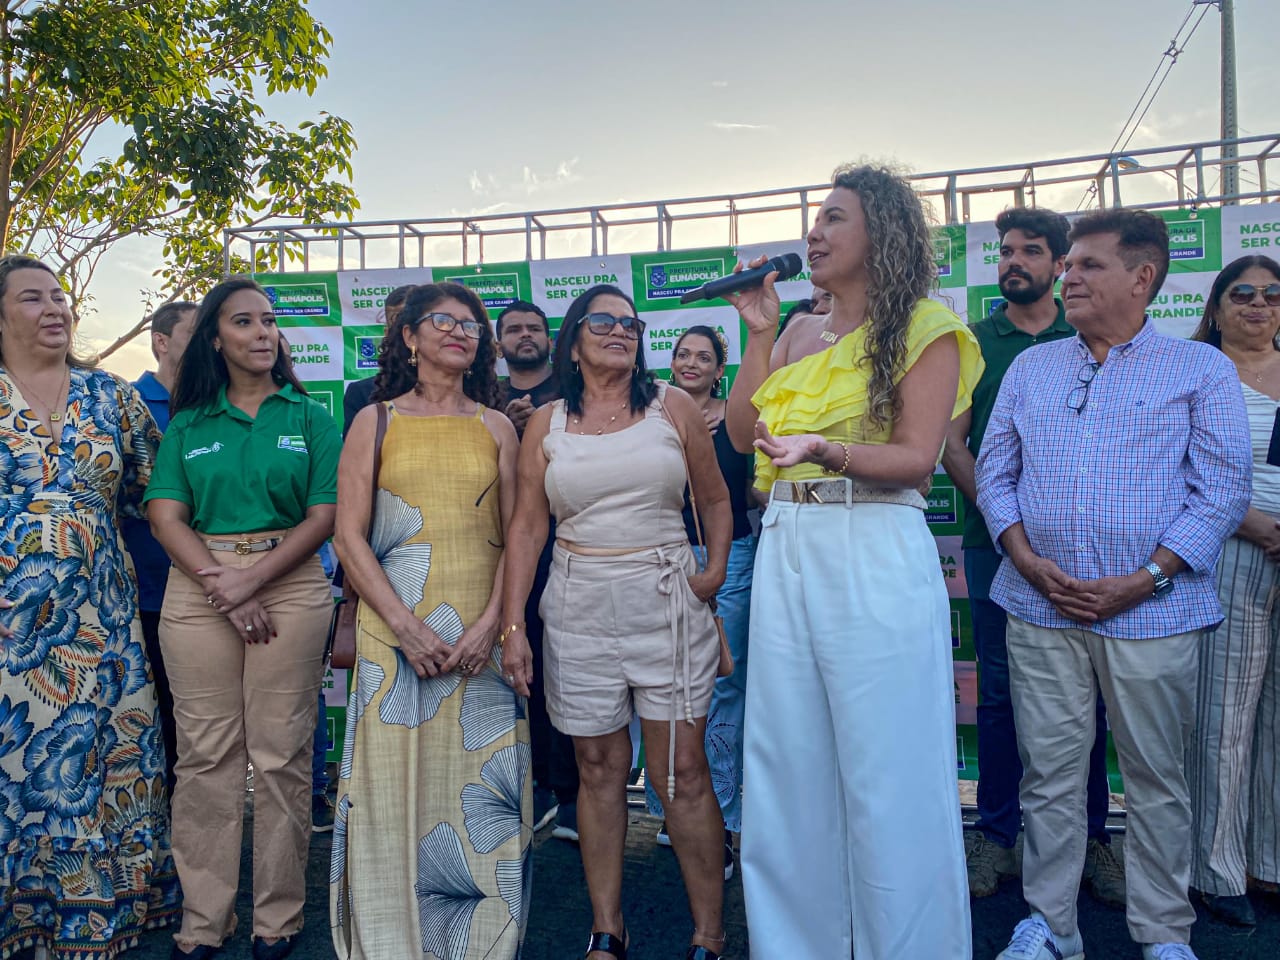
[996,913,1084,960]
[1141,944,1198,960]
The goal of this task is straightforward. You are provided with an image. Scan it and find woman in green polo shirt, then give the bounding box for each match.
[146,276,341,960]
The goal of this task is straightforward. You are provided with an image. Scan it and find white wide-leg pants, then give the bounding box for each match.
[741,497,971,959]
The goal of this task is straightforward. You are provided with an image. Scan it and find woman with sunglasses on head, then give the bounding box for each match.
[645,326,756,882]
[723,164,982,958]
[501,285,732,960]
[1187,255,1280,927]
[329,283,529,960]
[146,276,341,960]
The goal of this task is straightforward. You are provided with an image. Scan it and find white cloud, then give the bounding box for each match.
[467,158,581,198]
[711,121,772,132]
[712,80,729,88]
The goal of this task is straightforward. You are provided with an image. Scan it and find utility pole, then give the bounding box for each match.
[1220,0,1238,202]
[1195,0,1239,202]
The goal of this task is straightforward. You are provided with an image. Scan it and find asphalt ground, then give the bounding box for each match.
[120,797,1279,960]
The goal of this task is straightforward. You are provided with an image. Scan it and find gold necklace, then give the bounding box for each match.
[1230,355,1273,384]
[818,329,839,344]
[572,401,629,435]
[8,366,69,422]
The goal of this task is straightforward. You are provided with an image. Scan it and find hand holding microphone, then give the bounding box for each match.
[712,253,796,335]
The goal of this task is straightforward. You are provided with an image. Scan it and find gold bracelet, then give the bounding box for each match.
[499,622,526,643]
[824,441,850,476]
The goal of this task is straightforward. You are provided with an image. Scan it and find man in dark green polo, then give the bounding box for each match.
[941,207,1124,905]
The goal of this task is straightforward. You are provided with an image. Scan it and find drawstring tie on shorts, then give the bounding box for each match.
[654,544,695,803]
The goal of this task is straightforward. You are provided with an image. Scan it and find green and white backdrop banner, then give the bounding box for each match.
[266,203,1280,780]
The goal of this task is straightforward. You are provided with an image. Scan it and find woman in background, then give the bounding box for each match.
[647,325,756,883]
[1188,254,1280,927]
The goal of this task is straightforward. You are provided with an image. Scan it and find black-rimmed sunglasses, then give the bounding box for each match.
[579,312,645,340]
[423,312,484,339]
[1067,360,1101,414]
[1228,283,1280,306]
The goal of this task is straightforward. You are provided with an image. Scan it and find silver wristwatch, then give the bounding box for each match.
[1143,561,1174,597]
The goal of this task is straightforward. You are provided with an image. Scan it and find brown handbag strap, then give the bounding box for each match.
[343,401,387,603]
[369,401,387,530]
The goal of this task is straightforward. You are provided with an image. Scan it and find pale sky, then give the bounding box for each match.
[86,0,1280,379]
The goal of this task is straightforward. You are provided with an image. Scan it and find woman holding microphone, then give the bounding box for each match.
[724,163,981,958]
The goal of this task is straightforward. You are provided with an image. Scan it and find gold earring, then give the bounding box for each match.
[408,344,418,367]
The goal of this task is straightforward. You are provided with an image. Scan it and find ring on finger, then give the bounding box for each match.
[244,623,254,632]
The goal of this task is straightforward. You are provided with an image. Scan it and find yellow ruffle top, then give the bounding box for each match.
[751,297,984,491]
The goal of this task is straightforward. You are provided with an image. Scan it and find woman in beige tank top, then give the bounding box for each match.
[501,284,733,960]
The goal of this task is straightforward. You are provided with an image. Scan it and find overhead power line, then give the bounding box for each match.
[1078,1,1214,210]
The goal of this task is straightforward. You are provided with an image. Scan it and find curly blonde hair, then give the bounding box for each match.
[830,163,937,429]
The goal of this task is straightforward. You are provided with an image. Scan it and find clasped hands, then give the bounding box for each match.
[199,565,274,643]
[392,612,499,681]
[1015,553,1151,624]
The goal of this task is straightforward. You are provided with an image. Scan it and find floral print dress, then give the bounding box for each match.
[0,367,180,959]
[330,406,531,960]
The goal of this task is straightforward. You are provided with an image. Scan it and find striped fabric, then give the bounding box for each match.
[1239,382,1280,515]
[1188,516,1280,894]
[976,321,1252,639]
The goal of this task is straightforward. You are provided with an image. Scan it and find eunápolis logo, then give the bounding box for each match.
[443,273,520,310]
[355,335,380,370]
[264,283,330,318]
[981,295,1007,318]
[933,235,954,278]
[646,258,723,300]
[1167,218,1206,261]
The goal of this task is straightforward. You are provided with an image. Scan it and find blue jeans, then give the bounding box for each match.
[647,533,756,832]
[966,548,1112,847]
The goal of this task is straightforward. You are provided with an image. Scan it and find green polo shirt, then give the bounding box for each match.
[962,300,1075,551]
[145,383,340,535]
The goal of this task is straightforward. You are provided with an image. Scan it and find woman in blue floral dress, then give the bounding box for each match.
[0,255,180,960]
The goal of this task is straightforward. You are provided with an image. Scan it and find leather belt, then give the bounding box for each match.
[206,536,283,555]
[770,478,926,510]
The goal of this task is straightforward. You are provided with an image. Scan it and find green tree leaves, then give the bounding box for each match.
[0,0,358,357]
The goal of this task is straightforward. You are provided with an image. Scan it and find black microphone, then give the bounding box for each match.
[678,253,804,305]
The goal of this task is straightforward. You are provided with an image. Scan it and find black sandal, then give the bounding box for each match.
[585,929,628,959]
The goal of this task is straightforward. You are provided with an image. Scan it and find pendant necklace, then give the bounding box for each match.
[818,329,839,344]
[572,401,629,435]
[8,366,69,422]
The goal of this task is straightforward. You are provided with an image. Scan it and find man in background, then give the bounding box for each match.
[495,300,580,841]
[123,300,197,791]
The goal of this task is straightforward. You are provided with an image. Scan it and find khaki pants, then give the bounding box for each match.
[160,543,330,947]
[1006,615,1199,945]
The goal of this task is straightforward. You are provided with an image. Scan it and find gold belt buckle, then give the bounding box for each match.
[234,539,252,556]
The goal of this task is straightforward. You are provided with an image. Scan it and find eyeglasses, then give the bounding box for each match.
[1227,282,1280,306]
[1066,360,1101,414]
[580,312,646,340]
[424,312,484,339]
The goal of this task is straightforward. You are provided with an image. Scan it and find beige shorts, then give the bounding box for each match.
[540,541,719,737]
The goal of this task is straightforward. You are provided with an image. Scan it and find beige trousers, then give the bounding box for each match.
[1006,615,1199,945]
[160,544,330,947]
